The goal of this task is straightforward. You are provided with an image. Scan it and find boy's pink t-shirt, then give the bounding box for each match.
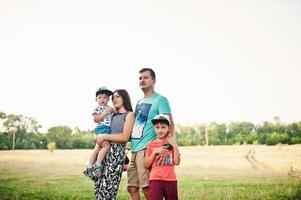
[145,139,177,181]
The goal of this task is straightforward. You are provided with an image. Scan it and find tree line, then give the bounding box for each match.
[0,112,300,150]
[176,116,301,146]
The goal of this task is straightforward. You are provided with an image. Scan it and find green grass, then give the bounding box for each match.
[0,173,93,200]
[178,177,293,200]
[0,172,294,200]
[0,147,300,199]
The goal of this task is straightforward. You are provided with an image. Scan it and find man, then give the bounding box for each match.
[127,68,174,200]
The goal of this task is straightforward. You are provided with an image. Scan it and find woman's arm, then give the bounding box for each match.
[96,112,134,144]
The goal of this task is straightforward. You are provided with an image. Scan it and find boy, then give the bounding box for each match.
[83,87,114,180]
[144,114,181,200]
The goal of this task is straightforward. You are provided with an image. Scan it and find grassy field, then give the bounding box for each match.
[0,145,301,199]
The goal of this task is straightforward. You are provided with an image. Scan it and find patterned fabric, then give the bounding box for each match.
[94,143,126,200]
[93,105,113,127]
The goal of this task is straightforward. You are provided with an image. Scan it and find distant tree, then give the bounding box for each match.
[195,124,206,145]
[266,132,289,145]
[0,111,6,119]
[228,121,255,144]
[0,132,10,150]
[1,111,300,149]
[287,122,301,144]
[0,112,41,149]
[273,116,287,134]
[47,125,73,149]
[207,122,226,145]
[72,131,94,149]
[256,122,274,144]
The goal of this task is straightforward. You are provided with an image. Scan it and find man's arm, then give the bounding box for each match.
[167,113,174,137]
[168,137,181,165]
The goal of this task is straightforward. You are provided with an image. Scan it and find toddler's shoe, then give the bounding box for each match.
[93,165,103,178]
[83,167,94,180]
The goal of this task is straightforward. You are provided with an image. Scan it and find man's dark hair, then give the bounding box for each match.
[112,89,133,112]
[139,68,156,80]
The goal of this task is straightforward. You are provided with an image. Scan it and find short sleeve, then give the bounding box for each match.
[158,96,171,114]
[146,144,152,156]
[92,107,99,115]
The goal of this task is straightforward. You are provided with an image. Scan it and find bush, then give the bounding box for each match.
[253,140,259,145]
[291,137,301,144]
[47,142,56,152]
[0,132,11,150]
[287,166,301,199]
[266,132,289,145]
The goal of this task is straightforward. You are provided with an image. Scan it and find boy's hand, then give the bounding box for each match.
[157,145,171,165]
[96,135,105,145]
[101,140,110,148]
[105,107,114,115]
[153,146,165,155]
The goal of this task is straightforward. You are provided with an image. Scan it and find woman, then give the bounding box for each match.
[94,89,134,200]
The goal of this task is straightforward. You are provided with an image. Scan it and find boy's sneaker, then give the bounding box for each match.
[93,165,103,178]
[83,167,94,180]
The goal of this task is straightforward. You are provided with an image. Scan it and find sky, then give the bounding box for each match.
[1,0,301,132]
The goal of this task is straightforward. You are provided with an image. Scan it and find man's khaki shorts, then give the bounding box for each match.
[127,149,150,188]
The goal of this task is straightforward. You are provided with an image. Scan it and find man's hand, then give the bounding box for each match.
[165,133,172,142]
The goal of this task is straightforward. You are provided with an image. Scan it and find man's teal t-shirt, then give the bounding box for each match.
[131,92,171,152]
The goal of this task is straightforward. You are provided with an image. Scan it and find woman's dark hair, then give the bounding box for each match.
[112,89,133,112]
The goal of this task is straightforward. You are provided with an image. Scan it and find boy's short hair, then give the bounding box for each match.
[96,86,113,97]
[151,114,170,126]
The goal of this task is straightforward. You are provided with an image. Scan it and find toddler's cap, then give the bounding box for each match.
[96,87,113,97]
